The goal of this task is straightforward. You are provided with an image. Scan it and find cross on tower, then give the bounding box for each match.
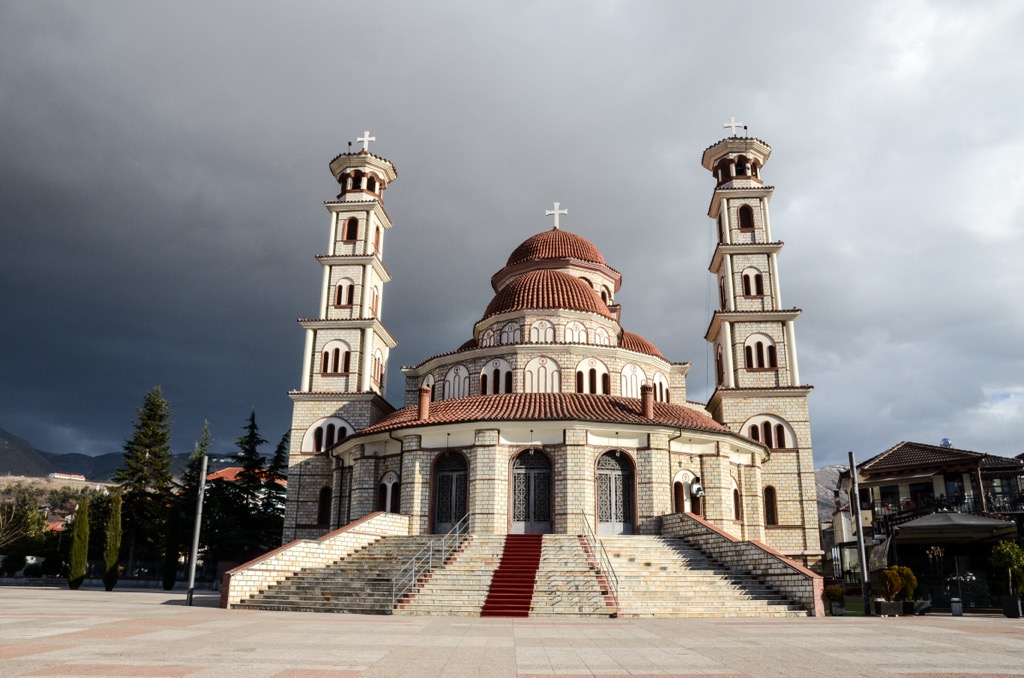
[723,116,746,137]
[545,202,568,230]
[357,130,376,152]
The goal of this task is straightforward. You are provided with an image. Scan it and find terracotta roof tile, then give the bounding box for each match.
[861,441,984,473]
[483,269,613,320]
[348,392,727,440]
[620,331,664,358]
[506,229,606,267]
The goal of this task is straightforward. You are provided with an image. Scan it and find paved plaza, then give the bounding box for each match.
[1,587,1023,677]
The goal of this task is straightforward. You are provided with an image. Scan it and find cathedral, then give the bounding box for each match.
[281,127,821,568]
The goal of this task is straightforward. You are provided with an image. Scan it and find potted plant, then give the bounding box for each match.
[824,584,845,616]
[875,568,904,616]
[890,565,919,615]
[991,540,1024,618]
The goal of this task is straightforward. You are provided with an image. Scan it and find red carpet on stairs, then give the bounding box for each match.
[479,534,543,617]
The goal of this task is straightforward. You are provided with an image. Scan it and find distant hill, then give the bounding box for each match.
[814,464,848,524]
[0,427,55,477]
[0,427,241,482]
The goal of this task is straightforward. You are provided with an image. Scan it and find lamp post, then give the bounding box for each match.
[849,451,871,615]
[185,453,208,606]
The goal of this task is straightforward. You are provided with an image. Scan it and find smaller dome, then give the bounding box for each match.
[506,229,606,267]
[620,331,664,358]
[483,270,613,320]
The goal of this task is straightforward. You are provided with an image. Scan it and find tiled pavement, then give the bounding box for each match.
[1,587,1023,677]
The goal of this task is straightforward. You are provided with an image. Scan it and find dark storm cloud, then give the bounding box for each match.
[1,1,1022,465]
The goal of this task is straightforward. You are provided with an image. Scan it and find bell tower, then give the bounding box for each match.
[702,119,821,567]
[283,131,399,541]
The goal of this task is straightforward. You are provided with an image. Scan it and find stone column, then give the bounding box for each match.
[471,429,503,534]
[562,429,592,534]
[636,433,670,534]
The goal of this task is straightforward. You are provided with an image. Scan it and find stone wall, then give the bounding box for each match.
[221,511,410,608]
[660,512,823,617]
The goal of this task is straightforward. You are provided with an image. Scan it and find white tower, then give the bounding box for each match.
[283,132,399,541]
[702,122,821,566]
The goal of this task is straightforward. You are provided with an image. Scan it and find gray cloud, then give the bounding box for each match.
[1,1,1022,464]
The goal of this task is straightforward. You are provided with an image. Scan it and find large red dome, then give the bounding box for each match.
[483,269,613,319]
[506,229,606,267]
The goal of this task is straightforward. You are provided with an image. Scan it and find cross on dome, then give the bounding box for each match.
[545,202,568,230]
[723,116,746,137]
[357,130,376,152]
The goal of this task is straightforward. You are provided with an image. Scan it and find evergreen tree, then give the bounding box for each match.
[162,506,179,591]
[103,493,122,591]
[113,386,174,569]
[232,411,267,505]
[263,432,289,514]
[178,423,211,568]
[68,498,90,590]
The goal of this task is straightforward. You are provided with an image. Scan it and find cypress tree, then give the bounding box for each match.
[68,498,90,590]
[113,386,173,572]
[103,493,122,591]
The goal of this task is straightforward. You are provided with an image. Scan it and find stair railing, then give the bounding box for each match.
[391,512,470,608]
[580,511,619,616]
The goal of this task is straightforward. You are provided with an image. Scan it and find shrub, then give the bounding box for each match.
[824,584,845,602]
[68,498,90,590]
[1,554,26,576]
[880,568,903,602]
[103,493,122,591]
[992,540,1024,596]
[891,565,917,600]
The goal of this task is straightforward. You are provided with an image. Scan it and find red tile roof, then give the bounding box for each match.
[506,229,606,267]
[483,269,613,320]
[350,392,727,439]
[861,441,983,473]
[620,331,664,358]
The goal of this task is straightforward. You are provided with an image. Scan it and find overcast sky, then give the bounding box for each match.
[2,2,1022,468]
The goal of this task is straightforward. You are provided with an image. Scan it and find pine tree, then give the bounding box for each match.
[103,493,122,591]
[113,386,174,570]
[263,432,289,514]
[68,498,90,590]
[232,411,267,505]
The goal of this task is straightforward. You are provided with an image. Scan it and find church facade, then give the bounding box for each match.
[282,129,821,567]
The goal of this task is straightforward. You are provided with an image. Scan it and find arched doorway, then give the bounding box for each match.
[597,452,633,535]
[511,449,551,534]
[434,453,467,533]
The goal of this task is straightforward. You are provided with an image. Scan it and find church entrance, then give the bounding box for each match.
[434,453,467,533]
[511,449,551,534]
[597,452,633,535]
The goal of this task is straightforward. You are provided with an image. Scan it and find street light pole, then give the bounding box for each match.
[185,453,208,606]
[849,450,871,615]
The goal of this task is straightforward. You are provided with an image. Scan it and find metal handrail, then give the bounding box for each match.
[580,511,619,616]
[391,513,470,608]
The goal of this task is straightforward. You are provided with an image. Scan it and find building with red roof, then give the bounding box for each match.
[282,130,820,569]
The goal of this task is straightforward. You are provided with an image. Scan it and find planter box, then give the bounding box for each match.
[830,601,845,616]
[1001,595,1022,618]
[874,600,902,617]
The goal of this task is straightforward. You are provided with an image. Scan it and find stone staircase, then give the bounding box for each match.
[530,535,614,617]
[234,535,441,614]
[600,536,809,618]
[395,535,504,616]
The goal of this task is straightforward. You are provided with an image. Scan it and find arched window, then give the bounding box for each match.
[480,329,495,347]
[443,365,470,399]
[595,327,611,346]
[764,486,778,526]
[741,267,764,298]
[478,359,512,395]
[372,349,384,385]
[743,333,777,371]
[343,217,358,241]
[370,287,380,316]
[366,176,377,193]
[653,372,670,403]
[303,417,351,452]
[564,321,587,344]
[738,205,755,230]
[334,279,356,306]
[720,278,728,308]
[735,155,748,176]
[377,471,399,513]
[529,320,555,343]
[499,322,521,345]
[602,373,611,395]
[716,347,724,384]
[755,273,764,296]
[744,414,795,450]
[422,375,436,401]
[524,356,560,393]
[731,477,742,520]
[317,486,332,526]
[321,340,351,374]
[575,358,609,395]
[374,227,381,253]
[350,171,363,191]
[620,364,647,398]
